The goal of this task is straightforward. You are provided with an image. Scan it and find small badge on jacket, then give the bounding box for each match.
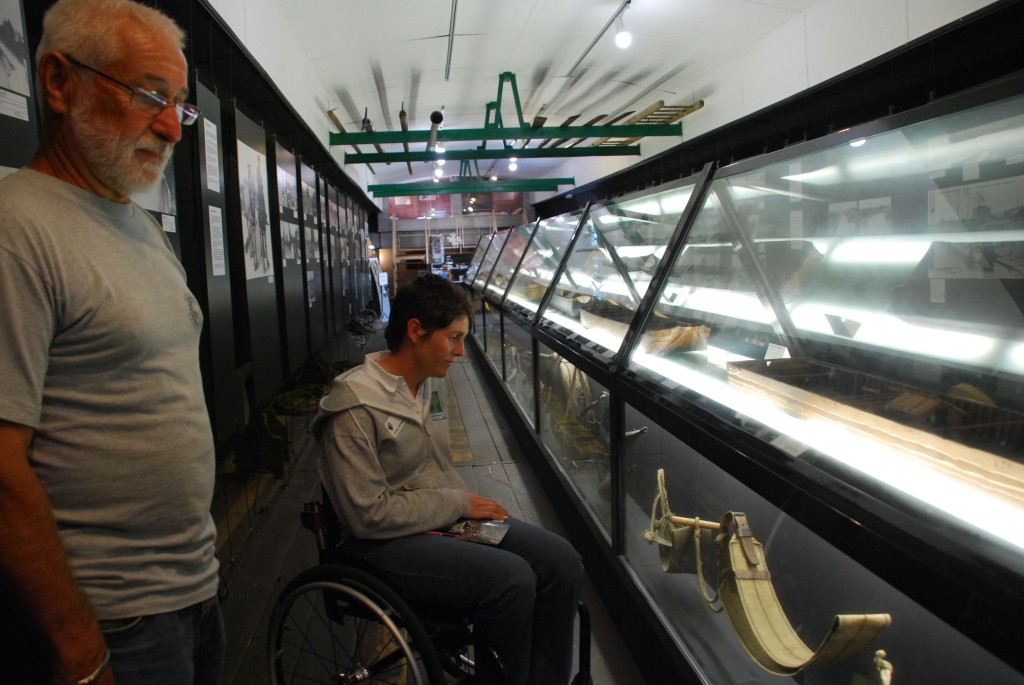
[429,391,447,421]
[384,416,405,437]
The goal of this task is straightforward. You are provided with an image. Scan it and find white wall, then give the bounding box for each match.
[203,0,377,202]
[537,0,996,201]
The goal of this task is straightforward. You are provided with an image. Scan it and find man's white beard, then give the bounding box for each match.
[70,94,172,198]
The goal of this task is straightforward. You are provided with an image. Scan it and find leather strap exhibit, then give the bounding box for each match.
[642,470,891,675]
[716,511,892,675]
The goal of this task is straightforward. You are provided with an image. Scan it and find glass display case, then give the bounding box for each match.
[504,211,585,316]
[466,81,1024,683]
[464,234,492,285]
[538,179,700,364]
[472,229,509,291]
[485,221,538,301]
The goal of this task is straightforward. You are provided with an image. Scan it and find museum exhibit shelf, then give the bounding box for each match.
[464,73,1024,684]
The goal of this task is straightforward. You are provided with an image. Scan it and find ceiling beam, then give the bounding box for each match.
[346,145,640,164]
[329,123,680,146]
[368,178,576,197]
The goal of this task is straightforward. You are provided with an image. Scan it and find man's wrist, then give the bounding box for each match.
[53,647,110,685]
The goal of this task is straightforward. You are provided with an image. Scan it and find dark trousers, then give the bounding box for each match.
[343,517,585,685]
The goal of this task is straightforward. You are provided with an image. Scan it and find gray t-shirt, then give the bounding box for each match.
[0,169,219,620]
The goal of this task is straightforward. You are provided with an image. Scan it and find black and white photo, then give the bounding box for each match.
[237,140,274,280]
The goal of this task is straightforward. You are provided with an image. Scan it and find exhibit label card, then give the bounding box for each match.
[204,119,220,193]
[209,205,225,276]
[161,214,176,233]
[0,89,28,121]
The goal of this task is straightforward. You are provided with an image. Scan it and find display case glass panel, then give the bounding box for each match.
[505,211,585,317]
[465,234,492,285]
[484,300,501,369]
[486,222,537,301]
[621,402,1023,685]
[537,341,612,536]
[503,319,535,427]
[473,229,509,291]
[469,288,483,336]
[627,95,1024,573]
[538,182,697,362]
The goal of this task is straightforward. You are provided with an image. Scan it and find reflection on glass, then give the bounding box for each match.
[484,301,501,369]
[537,341,611,536]
[503,321,534,427]
[487,222,536,300]
[505,212,583,316]
[470,290,483,337]
[539,183,696,360]
[621,404,1023,684]
[473,229,509,290]
[629,95,1024,556]
[465,234,492,284]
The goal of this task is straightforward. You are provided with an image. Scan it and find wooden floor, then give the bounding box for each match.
[219,338,647,685]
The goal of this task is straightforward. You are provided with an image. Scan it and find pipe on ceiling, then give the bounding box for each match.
[566,0,630,78]
[445,0,458,81]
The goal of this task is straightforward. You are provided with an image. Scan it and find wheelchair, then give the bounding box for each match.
[267,494,594,685]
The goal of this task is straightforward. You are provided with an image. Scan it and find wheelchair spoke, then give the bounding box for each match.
[280,607,349,683]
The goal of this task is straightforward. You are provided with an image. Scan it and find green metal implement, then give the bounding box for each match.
[330,124,679,146]
[347,145,640,164]
[367,178,575,197]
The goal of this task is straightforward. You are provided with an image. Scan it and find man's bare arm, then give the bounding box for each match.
[0,420,114,684]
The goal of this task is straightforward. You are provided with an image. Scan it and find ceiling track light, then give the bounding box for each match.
[614,9,631,49]
[566,0,631,77]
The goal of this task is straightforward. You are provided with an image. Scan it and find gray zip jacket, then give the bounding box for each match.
[313,351,472,540]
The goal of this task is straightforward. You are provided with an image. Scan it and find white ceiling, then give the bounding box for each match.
[281,0,820,185]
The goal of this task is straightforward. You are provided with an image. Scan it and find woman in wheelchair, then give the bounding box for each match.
[312,274,585,685]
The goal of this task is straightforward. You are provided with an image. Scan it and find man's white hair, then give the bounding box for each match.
[37,0,185,73]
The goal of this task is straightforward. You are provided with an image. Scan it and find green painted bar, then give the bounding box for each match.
[346,145,640,164]
[329,123,680,146]
[367,178,575,197]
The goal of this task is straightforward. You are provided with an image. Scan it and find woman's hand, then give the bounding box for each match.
[466,493,509,521]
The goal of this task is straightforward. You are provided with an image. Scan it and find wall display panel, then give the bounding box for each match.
[0,0,37,179]
[304,177,327,354]
[486,221,537,301]
[537,341,611,536]
[132,153,182,261]
[627,93,1024,585]
[537,181,698,365]
[621,402,1021,684]
[195,80,243,446]
[473,229,509,290]
[502,318,535,429]
[504,211,584,317]
[465,235,493,284]
[328,185,343,335]
[276,143,307,375]
[234,110,282,406]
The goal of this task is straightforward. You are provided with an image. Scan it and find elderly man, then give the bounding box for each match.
[0,1,221,684]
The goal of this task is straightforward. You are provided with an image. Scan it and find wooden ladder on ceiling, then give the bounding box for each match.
[590,100,704,147]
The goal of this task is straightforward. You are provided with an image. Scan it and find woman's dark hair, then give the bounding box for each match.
[384,274,474,352]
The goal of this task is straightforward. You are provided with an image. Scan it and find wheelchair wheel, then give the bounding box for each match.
[268,565,446,685]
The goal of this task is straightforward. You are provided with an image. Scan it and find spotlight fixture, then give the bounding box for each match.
[436,144,445,154]
[509,162,518,171]
[614,10,631,48]
[433,177,439,183]
[437,158,446,166]
[468,206,474,212]
[510,157,518,162]
[491,175,498,181]
[470,197,476,203]
[435,167,444,177]
[850,138,866,147]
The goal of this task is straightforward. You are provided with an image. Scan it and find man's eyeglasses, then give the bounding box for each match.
[63,54,200,125]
